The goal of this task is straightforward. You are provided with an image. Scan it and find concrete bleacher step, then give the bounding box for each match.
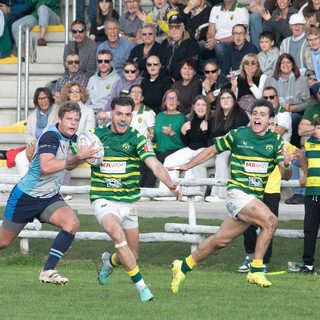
[30,25,66,43]
[36,44,65,64]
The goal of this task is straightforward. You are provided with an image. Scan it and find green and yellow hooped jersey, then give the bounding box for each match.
[89,125,155,203]
[214,126,285,199]
[305,136,320,196]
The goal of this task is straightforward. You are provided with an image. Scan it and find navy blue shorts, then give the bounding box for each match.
[3,185,68,233]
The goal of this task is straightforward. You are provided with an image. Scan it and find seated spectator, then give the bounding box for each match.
[301,0,320,30]
[160,14,200,81]
[87,49,120,114]
[225,24,258,75]
[206,0,249,76]
[263,0,298,47]
[12,0,61,54]
[204,89,249,202]
[264,53,310,147]
[231,53,267,111]
[257,31,279,76]
[61,82,96,134]
[15,87,59,176]
[51,53,88,105]
[0,10,11,58]
[89,0,119,44]
[97,18,136,76]
[119,0,146,42]
[201,59,231,109]
[101,59,143,112]
[160,95,211,201]
[64,19,98,79]
[129,84,156,138]
[143,0,178,42]
[140,55,174,114]
[128,24,161,76]
[140,89,186,189]
[179,0,212,61]
[171,58,202,115]
[305,27,320,98]
[0,0,31,44]
[279,13,307,73]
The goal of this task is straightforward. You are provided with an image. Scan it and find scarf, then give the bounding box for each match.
[277,72,296,105]
[152,3,170,22]
[35,105,53,139]
[311,48,320,81]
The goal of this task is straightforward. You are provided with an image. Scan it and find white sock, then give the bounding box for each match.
[135,279,146,291]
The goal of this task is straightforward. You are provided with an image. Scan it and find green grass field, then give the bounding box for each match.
[1,215,320,320]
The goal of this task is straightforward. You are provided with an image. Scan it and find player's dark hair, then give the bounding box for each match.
[251,99,275,118]
[111,96,135,111]
[58,101,82,119]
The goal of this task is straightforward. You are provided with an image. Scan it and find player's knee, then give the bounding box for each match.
[267,214,278,234]
[0,238,13,249]
[211,235,229,250]
[63,217,80,234]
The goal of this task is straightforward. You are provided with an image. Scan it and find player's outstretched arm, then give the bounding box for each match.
[145,157,180,196]
[279,146,294,181]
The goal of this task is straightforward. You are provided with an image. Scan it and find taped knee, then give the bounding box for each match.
[115,241,128,249]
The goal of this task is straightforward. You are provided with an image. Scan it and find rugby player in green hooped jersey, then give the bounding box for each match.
[169,99,295,292]
[90,96,180,303]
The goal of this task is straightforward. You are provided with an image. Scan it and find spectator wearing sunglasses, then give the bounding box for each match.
[201,59,231,109]
[140,55,174,114]
[12,0,60,58]
[128,24,161,76]
[102,60,143,112]
[51,53,88,105]
[87,49,120,114]
[63,19,98,79]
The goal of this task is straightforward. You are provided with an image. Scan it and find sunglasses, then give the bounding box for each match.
[124,69,137,74]
[244,61,257,66]
[204,69,218,74]
[67,60,80,65]
[263,95,277,100]
[142,32,154,36]
[98,59,111,64]
[69,89,81,94]
[71,29,85,34]
[146,62,159,67]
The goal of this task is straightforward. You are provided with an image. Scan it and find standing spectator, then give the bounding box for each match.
[279,13,307,72]
[128,24,161,76]
[0,0,31,43]
[51,53,88,105]
[171,58,202,115]
[140,55,174,114]
[257,31,280,76]
[264,53,310,148]
[12,0,61,58]
[87,49,120,114]
[300,116,320,274]
[140,89,186,189]
[89,0,119,43]
[64,19,98,79]
[263,0,298,47]
[15,87,59,177]
[305,27,320,98]
[97,18,136,76]
[201,59,231,109]
[205,89,249,202]
[160,14,200,81]
[0,9,11,58]
[206,0,249,76]
[119,0,146,42]
[225,24,258,75]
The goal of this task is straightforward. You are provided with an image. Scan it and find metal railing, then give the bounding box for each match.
[16,23,30,122]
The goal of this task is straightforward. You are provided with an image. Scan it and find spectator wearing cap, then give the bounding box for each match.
[205,0,249,76]
[159,14,200,81]
[280,13,307,72]
[63,19,98,79]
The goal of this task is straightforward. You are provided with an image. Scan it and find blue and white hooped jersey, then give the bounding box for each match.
[17,124,76,198]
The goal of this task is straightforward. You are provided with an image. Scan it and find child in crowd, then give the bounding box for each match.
[145,0,178,41]
[257,31,279,76]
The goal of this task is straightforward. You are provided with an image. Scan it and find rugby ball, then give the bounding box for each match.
[77,131,104,166]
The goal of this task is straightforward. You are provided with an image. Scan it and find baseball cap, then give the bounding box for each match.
[289,14,306,25]
[168,15,184,25]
